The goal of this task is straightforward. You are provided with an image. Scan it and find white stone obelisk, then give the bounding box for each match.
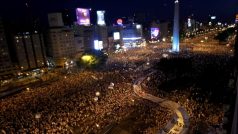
[172,0,180,52]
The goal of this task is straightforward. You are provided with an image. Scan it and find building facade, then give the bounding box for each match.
[46,28,76,66]
[0,19,15,78]
[14,32,46,70]
[48,13,64,28]
[94,26,108,50]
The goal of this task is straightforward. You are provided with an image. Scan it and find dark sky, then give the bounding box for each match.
[0,0,238,23]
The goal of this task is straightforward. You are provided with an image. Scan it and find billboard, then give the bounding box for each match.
[188,18,191,27]
[76,8,90,26]
[117,19,123,25]
[211,16,216,20]
[113,32,120,40]
[97,11,106,26]
[151,28,159,39]
[94,40,103,50]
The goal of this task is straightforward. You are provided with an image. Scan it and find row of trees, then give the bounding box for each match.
[215,27,236,42]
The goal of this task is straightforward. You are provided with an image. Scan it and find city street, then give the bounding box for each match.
[0,31,235,133]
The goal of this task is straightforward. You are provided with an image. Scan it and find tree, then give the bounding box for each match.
[215,27,236,43]
[77,49,108,68]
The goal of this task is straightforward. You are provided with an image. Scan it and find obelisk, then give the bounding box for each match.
[172,0,180,52]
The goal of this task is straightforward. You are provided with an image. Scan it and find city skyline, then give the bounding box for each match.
[0,0,238,133]
[0,0,237,24]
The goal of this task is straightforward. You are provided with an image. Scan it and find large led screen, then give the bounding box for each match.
[113,32,120,40]
[76,8,90,26]
[97,11,106,26]
[188,18,191,27]
[151,28,159,39]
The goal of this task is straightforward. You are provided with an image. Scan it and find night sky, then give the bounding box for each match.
[0,0,238,24]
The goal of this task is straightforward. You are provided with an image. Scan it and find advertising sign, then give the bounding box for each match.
[76,8,90,26]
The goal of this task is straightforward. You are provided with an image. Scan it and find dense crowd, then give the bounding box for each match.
[143,52,234,133]
[0,42,234,134]
[0,45,173,134]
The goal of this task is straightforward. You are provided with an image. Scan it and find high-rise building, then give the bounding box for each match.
[72,24,85,53]
[122,24,143,40]
[82,26,94,50]
[48,13,64,27]
[0,19,15,78]
[47,13,76,66]
[108,23,144,50]
[73,24,97,51]
[159,22,169,40]
[14,32,46,70]
[185,17,200,36]
[74,36,84,54]
[46,28,76,66]
[95,26,108,50]
[172,0,180,52]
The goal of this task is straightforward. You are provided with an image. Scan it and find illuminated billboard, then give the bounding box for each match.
[151,28,159,39]
[211,16,216,20]
[117,19,123,25]
[94,40,103,50]
[136,24,142,29]
[76,8,90,26]
[188,18,191,27]
[113,32,120,40]
[97,11,106,26]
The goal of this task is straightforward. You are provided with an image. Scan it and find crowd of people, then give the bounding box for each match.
[0,42,235,134]
[0,45,173,134]
[143,52,234,133]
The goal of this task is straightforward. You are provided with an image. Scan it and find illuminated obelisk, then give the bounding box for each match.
[172,0,180,52]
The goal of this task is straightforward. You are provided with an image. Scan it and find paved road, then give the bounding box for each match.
[133,71,189,134]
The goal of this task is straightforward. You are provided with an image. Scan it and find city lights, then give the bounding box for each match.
[81,55,94,62]
[117,18,123,25]
[211,16,216,20]
[0,1,237,133]
[113,32,120,40]
[188,18,191,27]
[97,11,106,26]
[172,0,180,52]
[136,24,142,29]
[76,8,90,26]
[151,28,159,39]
